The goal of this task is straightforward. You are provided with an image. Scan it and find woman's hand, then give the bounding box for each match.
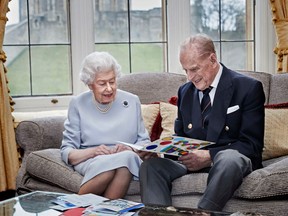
[68,144,112,165]
[112,144,133,153]
[93,144,114,156]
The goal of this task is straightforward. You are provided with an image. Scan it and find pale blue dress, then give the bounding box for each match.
[60,89,150,185]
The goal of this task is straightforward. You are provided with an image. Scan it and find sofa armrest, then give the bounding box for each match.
[16,116,66,154]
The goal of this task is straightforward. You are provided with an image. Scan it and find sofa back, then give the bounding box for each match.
[16,71,288,153]
[118,71,288,105]
[238,70,288,105]
[118,72,188,104]
[268,73,288,104]
[16,117,66,157]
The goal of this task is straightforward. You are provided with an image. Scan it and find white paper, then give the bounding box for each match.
[55,193,108,207]
[117,141,144,150]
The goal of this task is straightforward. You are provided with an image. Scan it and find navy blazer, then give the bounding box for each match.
[175,64,265,170]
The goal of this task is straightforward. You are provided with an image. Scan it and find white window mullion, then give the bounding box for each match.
[167,0,190,74]
[70,0,94,95]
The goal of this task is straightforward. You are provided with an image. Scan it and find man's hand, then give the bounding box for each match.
[178,149,212,171]
[137,151,158,160]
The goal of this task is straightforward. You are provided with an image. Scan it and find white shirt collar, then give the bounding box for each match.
[211,64,223,89]
[203,64,222,105]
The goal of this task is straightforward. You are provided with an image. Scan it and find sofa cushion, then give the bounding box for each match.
[238,71,271,105]
[13,110,67,128]
[263,102,288,160]
[26,149,82,193]
[234,157,288,199]
[159,102,178,139]
[268,73,288,104]
[141,103,160,137]
[172,157,288,199]
[171,173,208,195]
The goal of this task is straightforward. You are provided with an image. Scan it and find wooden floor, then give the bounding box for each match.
[0,190,16,201]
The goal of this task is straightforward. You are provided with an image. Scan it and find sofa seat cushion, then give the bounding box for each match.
[25,150,288,200]
[26,149,82,193]
[170,157,288,199]
[127,156,288,199]
[26,148,147,196]
[171,173,208,195]
[234,157,288,199]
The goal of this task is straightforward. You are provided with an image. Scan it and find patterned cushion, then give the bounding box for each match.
[141,103,160,137]
[159,102,177,139]
[263,102,288,160]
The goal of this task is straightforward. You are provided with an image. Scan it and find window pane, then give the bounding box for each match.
[221,0,253,41]
[4,0,72,97]
[30,46,72,95]
[95,44,130,74]
[94,0,167,73]
[5,1,28,44]
[130,0,163,42]
[5,46,31,96]
[94,0,129,43]
[131,43,165,73]
[190,0,255,71]
[29,0,70,44]
[222,42,254,70]
[190,0,220,40]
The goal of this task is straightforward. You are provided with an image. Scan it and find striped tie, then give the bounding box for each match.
[201,86,213,129]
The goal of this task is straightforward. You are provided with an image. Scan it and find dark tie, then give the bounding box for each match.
[201,86,213,129]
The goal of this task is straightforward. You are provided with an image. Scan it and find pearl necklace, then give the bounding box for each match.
[94,99,113,113]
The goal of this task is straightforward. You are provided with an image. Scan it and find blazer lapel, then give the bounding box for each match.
[207,68,233,142]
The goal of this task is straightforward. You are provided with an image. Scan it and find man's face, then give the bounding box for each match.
[180,48,218,91]
[89,70,117,104]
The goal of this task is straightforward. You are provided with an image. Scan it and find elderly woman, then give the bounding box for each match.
[60,51,153,199]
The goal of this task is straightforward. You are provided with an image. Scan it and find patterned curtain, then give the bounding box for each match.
[0,0,19,192]
[270,0,288,73]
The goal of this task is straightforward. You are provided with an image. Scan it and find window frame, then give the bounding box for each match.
[10,0,276,111]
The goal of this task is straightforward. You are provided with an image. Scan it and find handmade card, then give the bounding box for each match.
[118,136,215,156]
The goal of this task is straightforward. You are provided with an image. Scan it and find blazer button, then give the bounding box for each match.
[188,123,192,129]
[225,126,229,131]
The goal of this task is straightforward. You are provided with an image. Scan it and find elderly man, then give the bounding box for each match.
[140,34,265,211]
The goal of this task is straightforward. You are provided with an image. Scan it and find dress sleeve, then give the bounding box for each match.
[135,96,151,145]
[60,97,81,165]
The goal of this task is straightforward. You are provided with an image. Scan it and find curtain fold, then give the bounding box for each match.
[270,0,288,73]
[0,0,19,192]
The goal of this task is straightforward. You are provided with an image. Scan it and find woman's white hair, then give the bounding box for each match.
[79,51,122,85]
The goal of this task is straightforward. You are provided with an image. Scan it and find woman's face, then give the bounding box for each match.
[89,70,117,104]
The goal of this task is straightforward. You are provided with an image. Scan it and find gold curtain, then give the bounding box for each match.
[270,0,288,73]
[0,0,19,192]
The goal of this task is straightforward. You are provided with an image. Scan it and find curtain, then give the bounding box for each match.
[270,0,288,73]
[0,0,19,192]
